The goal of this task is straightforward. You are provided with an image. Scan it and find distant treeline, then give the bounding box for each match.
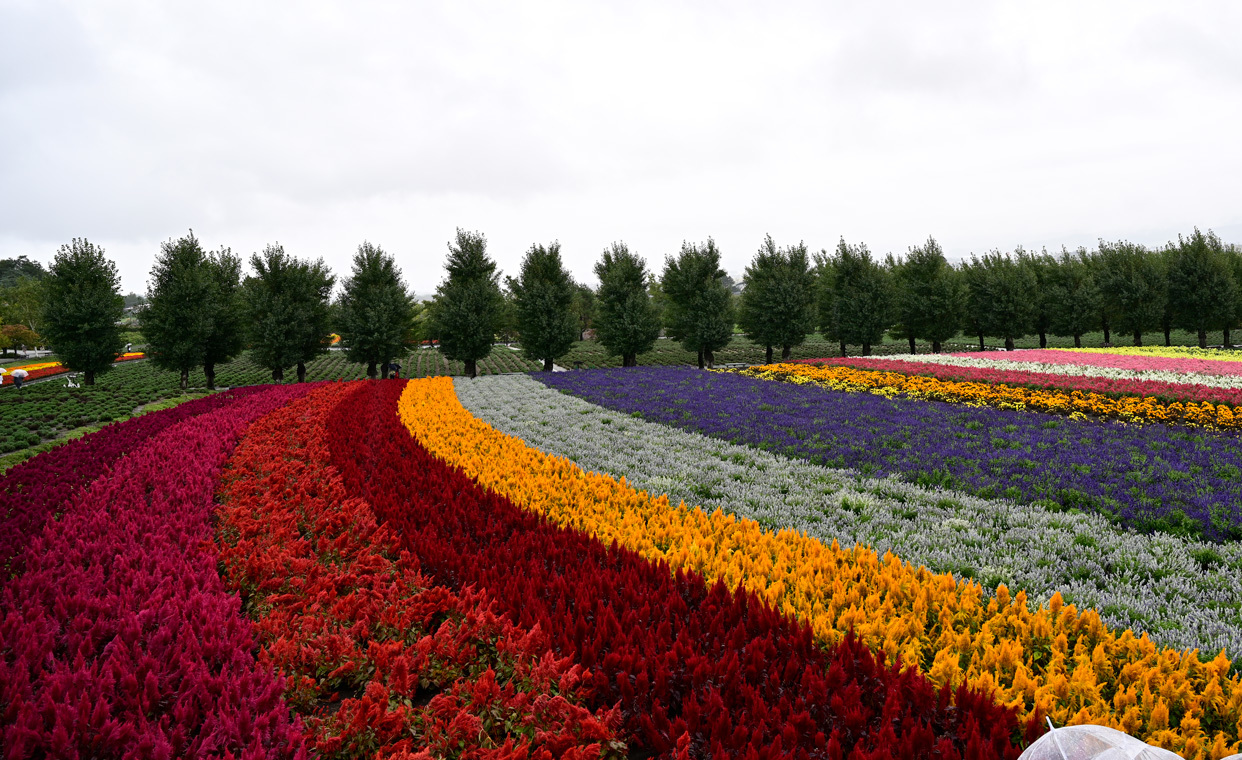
[6,227,1240,383]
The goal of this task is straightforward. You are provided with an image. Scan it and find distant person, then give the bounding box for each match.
[125,342,132,353]
[10,367,28,389]
[0,368,6,385]
[387,361,401,379]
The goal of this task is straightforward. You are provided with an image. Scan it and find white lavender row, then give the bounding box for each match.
[873,352,1242,389]
[455,373,1242,659]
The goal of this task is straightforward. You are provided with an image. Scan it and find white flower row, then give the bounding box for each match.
[862,352,1242,390]
[455,374,1242,659]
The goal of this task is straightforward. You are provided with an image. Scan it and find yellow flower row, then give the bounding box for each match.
[1054,346,1242,363]
[734,362,1242,429]
[397,377,1242,759]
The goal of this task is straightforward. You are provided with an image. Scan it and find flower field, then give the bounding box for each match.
[4,349,1242,758]
[1,351,145,385]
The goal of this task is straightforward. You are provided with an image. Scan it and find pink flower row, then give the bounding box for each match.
[0,388,267,578]
[0,385,312,759]
[799,356,1242,407]
[950,349,1242,376]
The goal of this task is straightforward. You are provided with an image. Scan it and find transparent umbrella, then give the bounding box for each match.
[1019,720,1182,760]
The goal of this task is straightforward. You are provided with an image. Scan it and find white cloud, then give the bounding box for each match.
[1,0,1240,294]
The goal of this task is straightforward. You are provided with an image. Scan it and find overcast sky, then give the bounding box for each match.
[2,1,1240,296]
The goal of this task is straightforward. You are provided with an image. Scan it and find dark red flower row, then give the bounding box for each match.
[214,382,625,759]
[0,385,311,758]
[328,381,1038,759]
[0,387,267,578]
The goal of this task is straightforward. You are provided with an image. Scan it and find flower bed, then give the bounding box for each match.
[794,356,1242,409]
[0,384,310,757]
[0,386,266,578]
[1056,346,1242,362]
[433,374,1242,758]
[215,382,623,759]
[956,349,1242,376]
[539,367,1242,541]
[3,352,145,385]
[333,379,1032,759]
[456,374,1242,661]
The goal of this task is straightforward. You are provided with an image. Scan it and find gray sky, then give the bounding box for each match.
[2,1,1240,296]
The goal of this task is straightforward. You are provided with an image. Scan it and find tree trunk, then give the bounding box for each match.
[839,340,847,357]
[180,368,189,391]
[908,335,916,354]
[1198,329,1208,349]
[977,331,985,351]
[931,340,941,353]
[543,357,554,372]
[623,353,636,367]
[704,349,715,369]
[1164,327,1171,346]
[1226,328,1233,349]
[697,349,705,369]
[1004,336,1015,351]
[465,358,478,378]
[765,345,773,364]
[1073,334,1082,348]
[297,362,306,383]
[1133,331,1142,347]
[781,344,791,360]
[861,342,872,356]
[1039,331,1047,349]
[272,367,284,383]
[1102,318,1110,345]
[84,370,96,386]
[367,362,377,379]
[381,363,390,379]
[205,363,216,390]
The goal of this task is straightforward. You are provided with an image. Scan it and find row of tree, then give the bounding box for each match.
[16,226,1242,386]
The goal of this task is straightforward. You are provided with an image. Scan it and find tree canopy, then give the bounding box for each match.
[594,243,661,367]
[737,234,816,363]
[41,239,125,385]
[427,229,504,378]
[337,242,415,378]
[508,242,577,371]
[1096,240,1166,346]
[1167,229,1237,348]
[243,244,335,382]
[828,239,891,355]
[661,238,735,368]
[141,232,215,389]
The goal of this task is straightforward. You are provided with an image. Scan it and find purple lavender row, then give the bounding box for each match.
[0,387,267,580]
[537,367,1242,542]
[0,384,312,758]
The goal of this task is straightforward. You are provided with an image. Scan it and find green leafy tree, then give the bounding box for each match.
[141,232,215,390]
[594,243,661,367]
[965,251,1036,351]
[812,250,844,355]
[737,234,816,363]
[1,324,41,356]
[661,238,735,369]
[1016,247,1056,348]
[244,244,335,382]
[202,248,245,389]
[570,282,597,341]
[41,238,125,385]
[508,242,577,371]
[1226,245,1242,348]
[888,237,962,353]
[0,256,46,287]
[0,276,46,333]
[830,239,892,356]
[1167,228,1237,349]
[1045,248,1101,347]
[337,242,415,379]
[428,229,504,378]
[1096,240,1166,347]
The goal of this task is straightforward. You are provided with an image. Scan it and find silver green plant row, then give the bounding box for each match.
[455,374,1242,660]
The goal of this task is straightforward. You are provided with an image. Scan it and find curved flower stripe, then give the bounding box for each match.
[0,386,267,579]
[2,352,144,385]
[955,349,1242,377]
[401,377,1242,759]
[215,382,624,759]
[739,362,1242,429]
[0,384,311,758]
[352,380,1030,759]
[1054,347,1242,363]
[794,356,1242,409]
